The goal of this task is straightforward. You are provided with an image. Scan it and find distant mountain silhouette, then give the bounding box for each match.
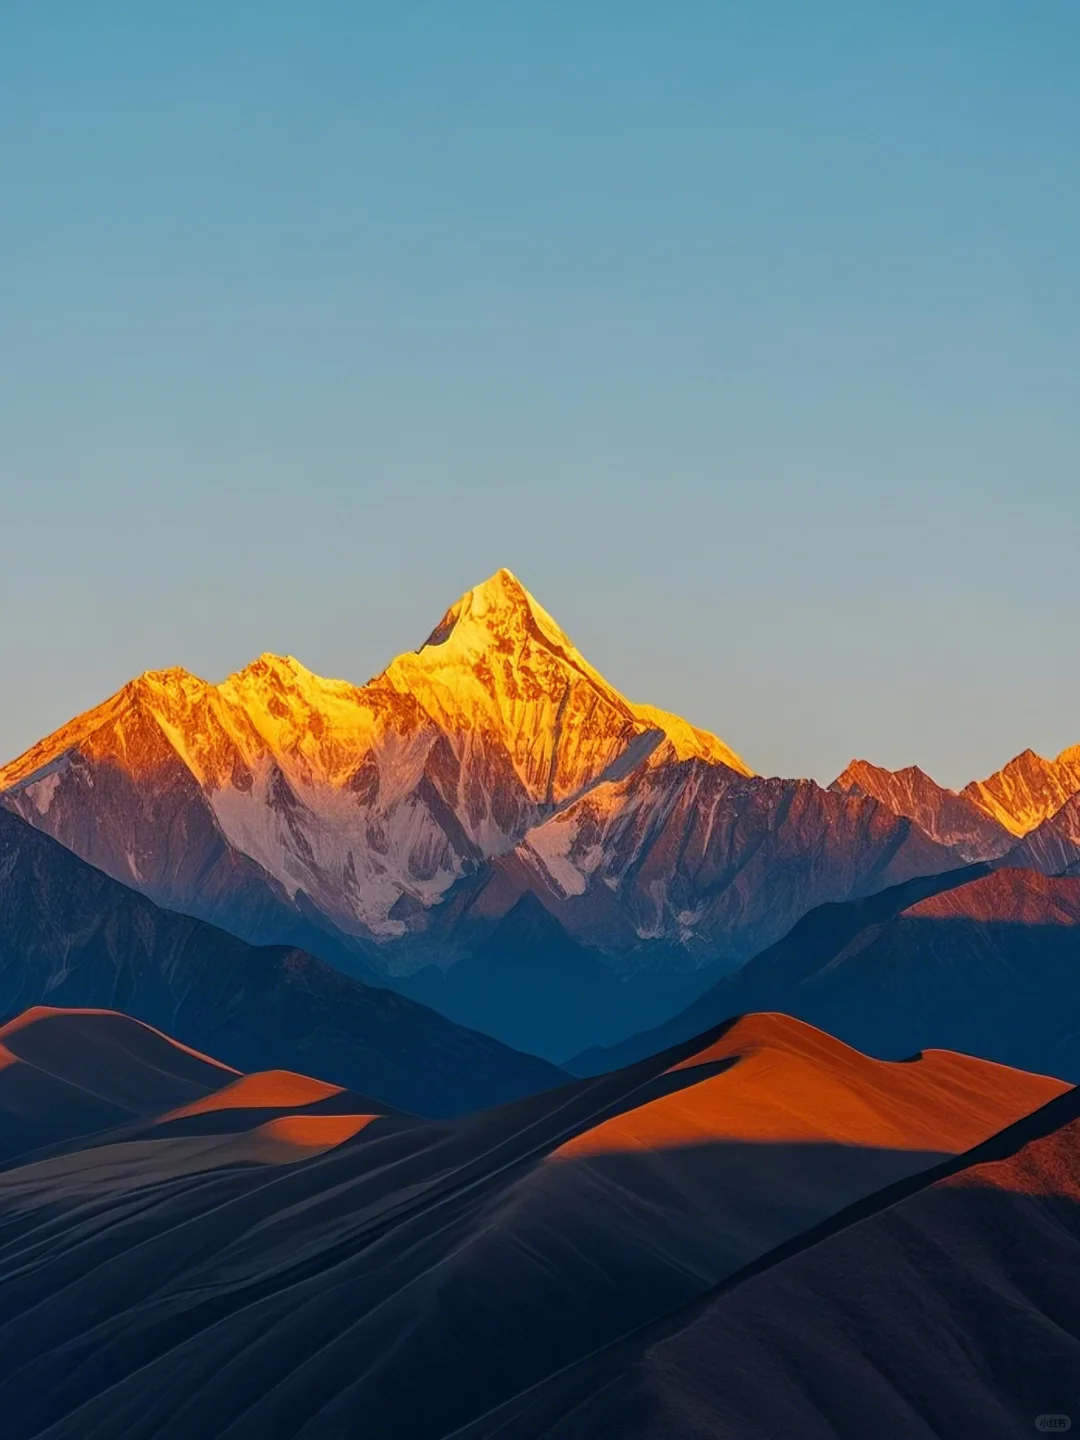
[835,745,1080,846]
[831,758,1015,860]
[0,808,563,1117]
[571,864,1080,1081]
[401,894,711,1060]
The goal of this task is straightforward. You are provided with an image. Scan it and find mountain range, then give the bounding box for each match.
[7,567,1072,1057]
[7,568,1080,1435]
[5,568,1080,1059]
[832,749,1080,860]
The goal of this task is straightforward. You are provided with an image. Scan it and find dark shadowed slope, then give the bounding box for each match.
[0,809,563,1117]
[0,1007,238,1162]
[497,1083,1080,1440]
[401,895,710,1061]
[573,864,1080,1081]
[0,1008,1063,1440]
[569,864,991,1074]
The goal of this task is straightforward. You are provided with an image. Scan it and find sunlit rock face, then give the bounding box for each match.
[1006,790,1080,875]
[831,751,1080,869]
[0,571,747,948]
[831,759,1016,863]
[961,745,1080,837]
[1,569,956,977]
[462,759,958,967]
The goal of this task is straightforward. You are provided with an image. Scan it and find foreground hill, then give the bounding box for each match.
[0,1007,239,1161]
[0,1007,1063,1439]
[573,865,1080,1081]
[0,569,960,1057]
[0,1008,396,1172]
[491,1082,1080,1439]
[0,809,563,1116]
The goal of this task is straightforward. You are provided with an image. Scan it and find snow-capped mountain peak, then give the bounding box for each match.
[420,568,572,656]
[0,570,750,942]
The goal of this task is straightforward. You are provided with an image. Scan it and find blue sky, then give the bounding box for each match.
[2,1,1077,784]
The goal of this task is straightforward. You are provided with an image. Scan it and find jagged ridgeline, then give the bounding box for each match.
[3,569,1079,1058]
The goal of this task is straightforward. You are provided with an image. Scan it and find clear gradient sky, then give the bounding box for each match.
[2,2,1078,785]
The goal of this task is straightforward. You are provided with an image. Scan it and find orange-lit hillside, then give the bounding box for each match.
[557,1012,1067,1157]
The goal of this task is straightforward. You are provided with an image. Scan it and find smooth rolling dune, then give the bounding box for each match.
[0,1115,381,1208]
[607,1011,1062,1151]
[0,1007,1066,1440]
[494,1087,1080,1440]
[0,1007,237,1163]
[251,1113,377,1153]
[159,1069,346,1120]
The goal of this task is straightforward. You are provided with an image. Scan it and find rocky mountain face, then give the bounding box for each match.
[0,571,963,1031]
[460,757,958,967]
[961,744,1080,836]
[0,808,563,1115]
[1006,790,1080,875]
[833,749,1080,898]
[0,572,745,951]
[831,759,1015,861]
[834,747,1080,856]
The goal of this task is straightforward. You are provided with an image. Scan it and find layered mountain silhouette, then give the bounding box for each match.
[8,568,1080,1058]
[0,808,563,1116]
[0,1007,1064,1439]
[1,569,970,1053]
[575,864,1080,1081]
[399,894,709,1060]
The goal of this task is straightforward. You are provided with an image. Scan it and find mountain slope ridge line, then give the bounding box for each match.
[447,1081,1080,1440]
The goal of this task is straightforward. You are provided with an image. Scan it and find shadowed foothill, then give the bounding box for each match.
[0,1006,1066,1439]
